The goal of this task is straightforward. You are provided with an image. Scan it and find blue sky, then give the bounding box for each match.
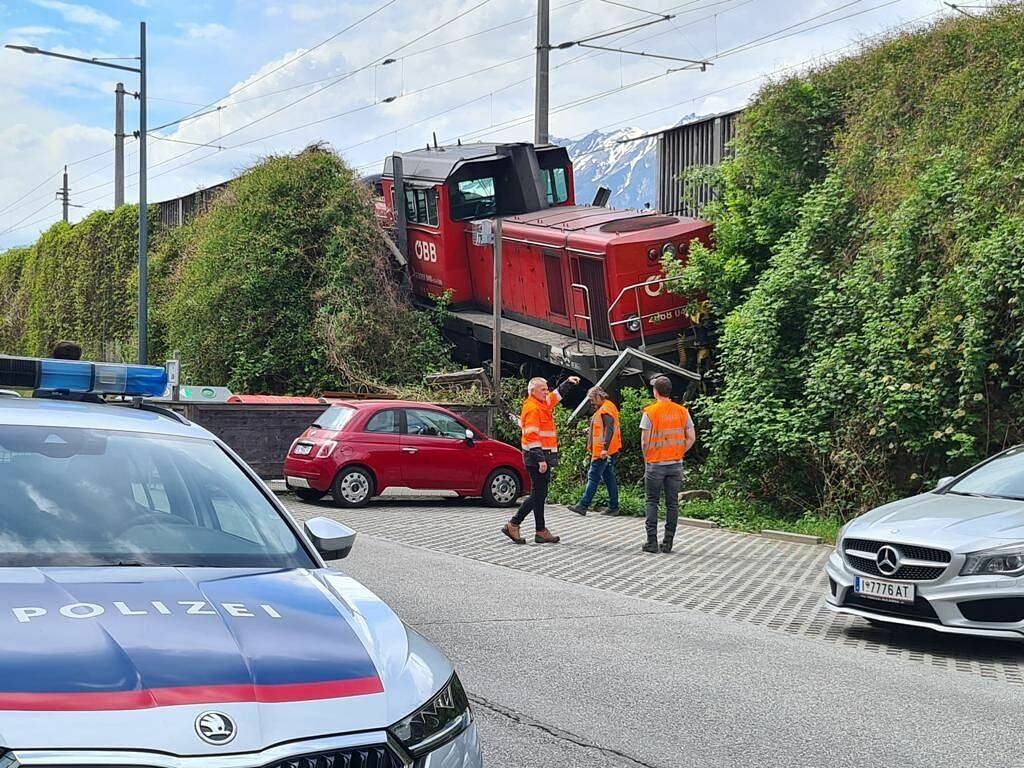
[0,0,958,247]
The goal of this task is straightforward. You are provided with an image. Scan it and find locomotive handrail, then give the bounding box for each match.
[569,283,598,369]
[606,275,687,351]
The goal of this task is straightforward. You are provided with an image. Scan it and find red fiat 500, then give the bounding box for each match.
[284,400,527,508]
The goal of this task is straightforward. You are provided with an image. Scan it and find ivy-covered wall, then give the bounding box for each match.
[664,5,1024,519]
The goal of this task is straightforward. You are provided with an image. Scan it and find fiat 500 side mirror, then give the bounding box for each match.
[304,517,356,560]
[464,428,475,444]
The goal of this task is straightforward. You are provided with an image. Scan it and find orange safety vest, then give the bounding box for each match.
[643,400,690,463]
[590,400,622,459]
[520,391,560,453]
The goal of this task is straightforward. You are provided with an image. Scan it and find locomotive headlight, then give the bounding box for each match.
[626,315,642,333]
[661,241,676,259]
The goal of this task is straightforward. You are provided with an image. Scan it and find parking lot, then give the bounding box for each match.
[286,497,1024,767]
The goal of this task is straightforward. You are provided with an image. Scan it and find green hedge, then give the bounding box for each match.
[160,146,451,393]
[0,206,149,361]
[0,147,451,395]
[663,6,1024,520]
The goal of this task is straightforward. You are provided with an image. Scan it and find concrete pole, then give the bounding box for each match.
[137,21,148,364]
[492,218,503,404]
[60,165,69,222]
[534,0,550,146]
[114,82,125,208]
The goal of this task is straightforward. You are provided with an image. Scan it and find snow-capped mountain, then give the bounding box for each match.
[554,118,698,211]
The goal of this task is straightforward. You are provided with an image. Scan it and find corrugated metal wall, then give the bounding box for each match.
[157,182,229,229]
[656,109,741,216]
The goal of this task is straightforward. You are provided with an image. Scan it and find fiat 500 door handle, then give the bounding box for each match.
[402,447,418,454]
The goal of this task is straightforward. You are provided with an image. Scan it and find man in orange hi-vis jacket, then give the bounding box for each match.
[640,376,697,554]
[501,375,580,545]
[568,386,622,517]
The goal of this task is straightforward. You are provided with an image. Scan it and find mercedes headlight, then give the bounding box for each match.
[960,545,1024,576]
[389,674,471,758]
[625,315,641,333]
[661,242,676,259]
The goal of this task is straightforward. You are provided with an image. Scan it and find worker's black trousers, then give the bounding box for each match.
[511,464,550,532]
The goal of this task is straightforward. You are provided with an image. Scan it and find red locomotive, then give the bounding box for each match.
[377,142,712,381]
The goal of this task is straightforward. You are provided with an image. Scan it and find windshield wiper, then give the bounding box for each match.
[946,490,1024,501]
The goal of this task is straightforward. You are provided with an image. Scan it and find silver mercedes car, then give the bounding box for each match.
[826,444,1024,639]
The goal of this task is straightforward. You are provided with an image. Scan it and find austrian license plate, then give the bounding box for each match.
[854,576,915,604]
[294,443,313,456]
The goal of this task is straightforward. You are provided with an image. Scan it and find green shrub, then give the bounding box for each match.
[662,6,1024,520]
[160,146,452,393]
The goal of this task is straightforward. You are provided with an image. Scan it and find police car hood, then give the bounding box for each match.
[0,567,451,753]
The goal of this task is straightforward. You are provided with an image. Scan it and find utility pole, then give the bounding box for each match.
[114,82,125,207]
[534,0,550,146]
[58,165,69,222]
[492,218,503,404]
[5,21,149,364]
[137,21,148,364]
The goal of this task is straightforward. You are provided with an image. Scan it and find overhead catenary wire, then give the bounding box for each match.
[162,0,403,130]
[352,4,940,173]
[465,0,915,143]
[184,0,733,168]
[25,0,711,218]
[2,0,412,224]
[32,0,932,226]
[0,198,58,238]
[225,0,589,108]
[140,0,495,177]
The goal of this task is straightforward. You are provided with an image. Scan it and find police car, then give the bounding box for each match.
[0,355,482,767]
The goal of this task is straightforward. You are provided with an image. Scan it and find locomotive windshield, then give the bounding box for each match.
[544,167,569,204]
[451,177,497,220]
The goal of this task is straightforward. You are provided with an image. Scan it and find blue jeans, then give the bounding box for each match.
[578,454,619,510]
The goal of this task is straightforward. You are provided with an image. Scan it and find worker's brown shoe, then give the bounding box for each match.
[502,522,525,545]
[535,529,561,544]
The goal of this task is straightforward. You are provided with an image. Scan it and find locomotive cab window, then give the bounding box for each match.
[404,188,440,227]
[451,177,496,220]
[545,167,569,205]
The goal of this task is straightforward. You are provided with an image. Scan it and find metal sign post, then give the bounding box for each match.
[491,218,503,405]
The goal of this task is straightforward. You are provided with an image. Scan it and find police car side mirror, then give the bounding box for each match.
[934,476,956,492]
[304,517,356,561]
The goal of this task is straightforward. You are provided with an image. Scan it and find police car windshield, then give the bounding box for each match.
[0,425,315,568]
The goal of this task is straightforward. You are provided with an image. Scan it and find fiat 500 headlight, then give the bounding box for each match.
[389,674,471,758]
[960,546,1024,576]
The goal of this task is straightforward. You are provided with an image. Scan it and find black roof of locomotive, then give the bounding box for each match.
[381,142,566,184]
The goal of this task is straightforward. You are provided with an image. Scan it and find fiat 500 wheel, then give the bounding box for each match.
[483,468,521,507]
[331,467,374,508]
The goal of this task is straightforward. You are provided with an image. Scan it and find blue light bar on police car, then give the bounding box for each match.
[0,355,169,397]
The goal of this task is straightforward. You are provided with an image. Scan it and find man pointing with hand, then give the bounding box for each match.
[502,375,580,545]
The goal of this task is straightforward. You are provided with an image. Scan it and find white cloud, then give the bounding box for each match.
[6,25,67,38]
[0,0,954,243]
[285,4,341,23]
[176,22,233,42]
[31,0,119,33]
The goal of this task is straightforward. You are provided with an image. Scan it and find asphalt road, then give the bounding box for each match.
[290,500,1024,768]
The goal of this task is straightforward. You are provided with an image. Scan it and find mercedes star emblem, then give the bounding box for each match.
[195,711,237,746]
[876,545,902,577]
